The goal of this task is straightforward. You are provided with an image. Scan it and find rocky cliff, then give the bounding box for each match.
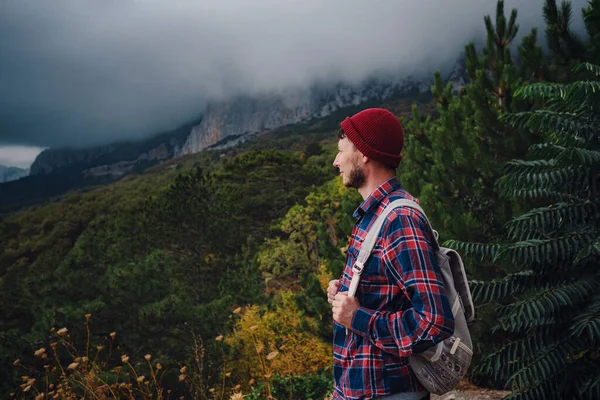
[179,75,433,155]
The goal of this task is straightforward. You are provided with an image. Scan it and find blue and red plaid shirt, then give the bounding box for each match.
[333,177,455,400]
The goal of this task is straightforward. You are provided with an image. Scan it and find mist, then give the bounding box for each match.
[0,0,590,160]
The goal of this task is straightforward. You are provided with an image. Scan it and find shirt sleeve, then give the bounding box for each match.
[350,211,455,357]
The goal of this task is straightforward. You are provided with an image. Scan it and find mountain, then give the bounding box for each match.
[0,165,29,183]
[1,58,465,212]
[0,121,196,213]
[30,120,196,176]
[179,75,433,155]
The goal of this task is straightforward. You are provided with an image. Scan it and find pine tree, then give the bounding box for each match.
[449,60,600,399]
[544,0,589,81]
[401,0,542,247]
[584,0,600,64]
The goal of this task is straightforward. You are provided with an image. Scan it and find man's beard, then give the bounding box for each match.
[346,162,366,189]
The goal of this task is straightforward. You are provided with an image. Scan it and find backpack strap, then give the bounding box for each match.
[392,199,440,245]
[348,199,437,298]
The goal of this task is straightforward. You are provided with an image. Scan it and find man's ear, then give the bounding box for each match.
[361,154,369,164]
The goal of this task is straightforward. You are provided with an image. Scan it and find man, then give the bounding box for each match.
[328,108,455,400]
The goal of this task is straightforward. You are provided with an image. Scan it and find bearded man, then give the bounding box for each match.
[328,108,455,400]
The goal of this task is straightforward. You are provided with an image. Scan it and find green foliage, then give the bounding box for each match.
[544,0,589,80]
[0,143,335,393]
[400,0,539,246]
[258,205,319,288]
[453,62,600,399]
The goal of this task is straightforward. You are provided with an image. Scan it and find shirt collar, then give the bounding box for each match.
[353,176,403,219]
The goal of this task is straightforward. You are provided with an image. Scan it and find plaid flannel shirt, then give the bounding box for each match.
[333,177,455,400]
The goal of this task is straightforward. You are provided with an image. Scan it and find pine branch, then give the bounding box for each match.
[528,143,565,159]
[476,324,563,381]
[505,201,600,240]
[566,81,600,102]
[499,164,588,196]
[512,82,569,99]
[470,271,535,304]
[511,80,600,116]
[506,336,586,396]
[555,147,600,167]
[503,188,581,202]
[574,242,600,264]
[574,62,600,77]
[570,295,600,341]
[509,168,590,194]
[497,280,599,331]
[502,110,599,140]
[495,232,597,268]
[580,371,600,400]
[543,0,559,26]
[507,9,519,43]
[443,240,500,261]
[504,158,556,171]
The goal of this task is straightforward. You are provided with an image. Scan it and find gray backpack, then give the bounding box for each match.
[347,199,475,395]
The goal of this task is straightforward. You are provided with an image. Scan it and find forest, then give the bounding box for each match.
[1,1,599,399]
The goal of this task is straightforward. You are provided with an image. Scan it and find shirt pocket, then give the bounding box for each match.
[360,245,388,285]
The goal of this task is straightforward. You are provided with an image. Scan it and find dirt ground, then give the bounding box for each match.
[431,381,510,400]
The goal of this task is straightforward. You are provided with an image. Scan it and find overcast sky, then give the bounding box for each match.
[0,0,590,167]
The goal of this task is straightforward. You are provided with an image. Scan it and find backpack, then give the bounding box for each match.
[347,199,475,395]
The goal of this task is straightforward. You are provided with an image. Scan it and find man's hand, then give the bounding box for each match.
[332,292,360,328]
[327,279,340,305]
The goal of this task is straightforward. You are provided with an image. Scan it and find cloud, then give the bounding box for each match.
[0,0,590,150]
[0,146,45,169]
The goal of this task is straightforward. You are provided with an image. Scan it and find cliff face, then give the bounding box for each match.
[179,76,432,155]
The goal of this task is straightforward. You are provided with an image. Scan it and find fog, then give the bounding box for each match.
[0,0,590,166]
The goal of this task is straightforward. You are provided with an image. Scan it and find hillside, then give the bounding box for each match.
[0,89,448,397]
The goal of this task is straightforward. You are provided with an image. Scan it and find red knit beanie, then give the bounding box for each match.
[340,108,403,168]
